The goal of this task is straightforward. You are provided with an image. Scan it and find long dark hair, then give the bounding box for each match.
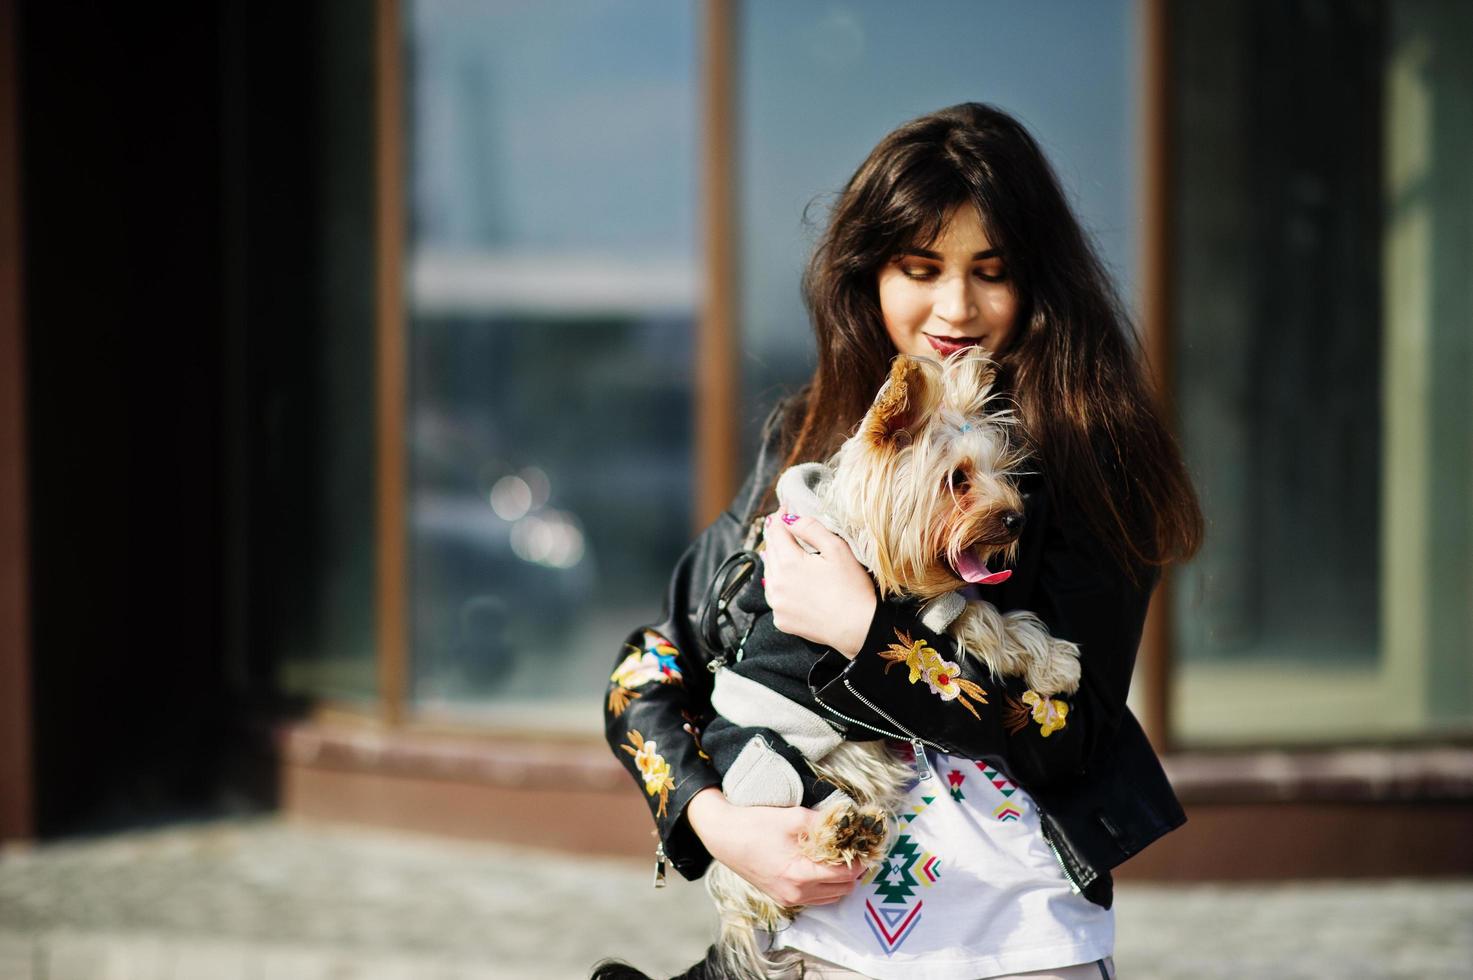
[769,102,1202,572]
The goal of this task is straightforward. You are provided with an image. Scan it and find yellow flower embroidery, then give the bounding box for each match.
[621,729,675,818]
[878,629,988,719]
[1021,690,1068,737]
[927,659,963,700]
[878,628,935,683]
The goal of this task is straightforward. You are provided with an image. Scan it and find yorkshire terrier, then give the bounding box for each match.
[593,350,1082,980]
[679,348,1084,980]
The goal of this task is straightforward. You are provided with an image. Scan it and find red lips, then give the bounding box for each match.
[925,334,983,358]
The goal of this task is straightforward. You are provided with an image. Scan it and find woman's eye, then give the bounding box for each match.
[901,265,937,281]
[974,266,1008,283]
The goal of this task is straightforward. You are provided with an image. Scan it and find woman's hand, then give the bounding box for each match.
[762,512,877,658]
[686,788,863,906]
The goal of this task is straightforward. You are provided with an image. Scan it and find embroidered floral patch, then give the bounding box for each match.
[1021,690,1068,737]
[620,729,675,819]
[640,630,682,674]
[681,709,710,762]
[878,628,988,719]
[1002,695,1032,735]
[607,630,684,717]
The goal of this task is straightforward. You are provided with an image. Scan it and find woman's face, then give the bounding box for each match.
[876,204,1019,361]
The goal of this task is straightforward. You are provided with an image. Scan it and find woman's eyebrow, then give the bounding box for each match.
[899,247,1005,260]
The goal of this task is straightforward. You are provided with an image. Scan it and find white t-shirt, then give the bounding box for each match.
[769,749,1113,980]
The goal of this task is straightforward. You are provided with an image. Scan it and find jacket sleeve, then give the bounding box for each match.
[808,484,1157,790]
[603,408,787,880]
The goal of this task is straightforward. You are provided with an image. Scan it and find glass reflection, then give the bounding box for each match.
[406,1,696,727]
[1170,0,1473,744]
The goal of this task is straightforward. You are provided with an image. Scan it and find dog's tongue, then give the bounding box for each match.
[955,549,1012,585]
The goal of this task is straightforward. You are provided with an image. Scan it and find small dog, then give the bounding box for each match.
[699,349,1083,980]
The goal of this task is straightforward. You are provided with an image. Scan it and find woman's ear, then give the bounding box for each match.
[861,355,938,447]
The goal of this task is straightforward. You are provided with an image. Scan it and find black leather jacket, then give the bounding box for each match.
[602,406,1185,910]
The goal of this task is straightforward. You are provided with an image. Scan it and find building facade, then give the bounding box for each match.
[2,0,1470,880]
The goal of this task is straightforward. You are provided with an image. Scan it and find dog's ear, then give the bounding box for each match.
[861,356,936,447]
[947,347,1000,417]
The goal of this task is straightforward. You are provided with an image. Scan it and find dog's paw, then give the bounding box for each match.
[799,803,891,866]
[1027,637,1082,697]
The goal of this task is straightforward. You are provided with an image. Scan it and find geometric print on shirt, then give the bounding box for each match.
[861,792,940,955]
[976,762,1027,822]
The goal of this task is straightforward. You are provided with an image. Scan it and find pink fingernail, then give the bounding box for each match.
[781,513,799,525]
[760,577,766,587]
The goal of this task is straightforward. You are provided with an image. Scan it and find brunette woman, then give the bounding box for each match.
[600,102,1201,980]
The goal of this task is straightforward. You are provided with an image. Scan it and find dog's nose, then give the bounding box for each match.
[1001,510,1025,534]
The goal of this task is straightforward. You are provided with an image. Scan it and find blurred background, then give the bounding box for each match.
[0,0,1470,977]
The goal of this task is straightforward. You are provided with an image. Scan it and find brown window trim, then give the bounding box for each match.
[695,0,740,532]
[1137,0,1174,752]
[374,0,409,728]
[0,0,33,844]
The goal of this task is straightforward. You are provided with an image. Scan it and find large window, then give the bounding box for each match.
[404,0,698,730]
[394,0,1142,731]
[265,0,1469,749]
[1169,0,1473,745]
[271,0,1146,729]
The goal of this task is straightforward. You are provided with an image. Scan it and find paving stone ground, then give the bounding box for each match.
[0,817,1469,979]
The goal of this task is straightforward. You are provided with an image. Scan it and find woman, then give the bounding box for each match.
[602,102,1202,979]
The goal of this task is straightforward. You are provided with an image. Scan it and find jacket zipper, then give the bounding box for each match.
[1037,808,1084,894]
[835,672,1087,891]
[842,679,948,781]
[653,839,668,888]
[810,678,949,781]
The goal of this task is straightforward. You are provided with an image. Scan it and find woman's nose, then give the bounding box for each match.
[935,276,977,324]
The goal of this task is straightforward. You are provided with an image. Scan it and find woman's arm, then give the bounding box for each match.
[764,489,1155,789]
[685,789,864,906]
[602,407,864,902]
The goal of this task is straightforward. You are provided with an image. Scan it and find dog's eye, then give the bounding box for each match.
[949,468,970,494]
